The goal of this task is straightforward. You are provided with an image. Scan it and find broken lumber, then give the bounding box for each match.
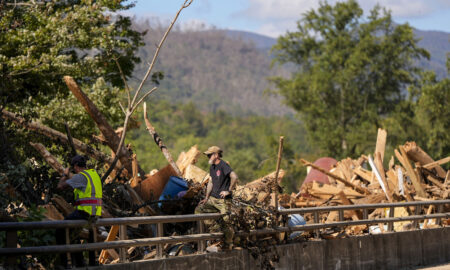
[30,142,65,175]
[374,128,387,162]
[403,142,446,178]
[422,156,450,170]
[398,146,428,198]
[2,110,114,164]
[300,159,371,195]
[176,145,201,175]
[143,102,182,177]
[64,76,137,176]
[99,225,120,264]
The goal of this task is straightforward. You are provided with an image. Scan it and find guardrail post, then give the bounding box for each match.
[156,222,164,258]
[119,225,127,262]
[436,204,443,226]
[338,210,344,221]
[363,209,368,220]
[92,225,98,264]
[387,207,395,231]
[313,211,319,238]
[413,205,421,229]
[5,229,17,267]
[197,220,205,253]
[65,228,72,267]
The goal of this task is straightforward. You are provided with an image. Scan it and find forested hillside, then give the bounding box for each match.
[130,20,449,117]
[131,21,293,116]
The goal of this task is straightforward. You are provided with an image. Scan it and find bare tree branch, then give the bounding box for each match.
[101,0,193,182]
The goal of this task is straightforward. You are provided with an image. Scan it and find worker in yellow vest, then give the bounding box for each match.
[57,155,102,267]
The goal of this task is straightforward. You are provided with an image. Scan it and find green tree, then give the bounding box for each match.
[270,0,429,158]
[0,0,144,207]
[0,0,143,114]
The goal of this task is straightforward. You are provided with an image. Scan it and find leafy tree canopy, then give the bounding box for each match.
[271,0,429,158]
[0,0,143,115]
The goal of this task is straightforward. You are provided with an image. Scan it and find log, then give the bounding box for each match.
[2,110,113,164]
[398,146,428,198]
[51,195,74,216]
[403,142,446,178]
[143,102,182,177]
[374,128,387,162]
[30,142,66,175]
[64,76,136,176]
[245,170,285,191]
[300,159,371,195]
[39,204,64,221]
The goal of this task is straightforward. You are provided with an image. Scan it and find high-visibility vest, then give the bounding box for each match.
[73,169,102,216]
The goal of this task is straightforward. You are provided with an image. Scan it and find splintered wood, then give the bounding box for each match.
[287,135,449,235]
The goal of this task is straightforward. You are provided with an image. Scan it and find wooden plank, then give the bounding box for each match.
[422,156,450,170]
[337,191,361,221]
[386,169,398,193]
[353,166,373,183]
[300,159,371,195]
[99,225,120,264]
[426,175,445,190]
[398,146,428,198]
[374,128,387,162]
[375,152,391,194]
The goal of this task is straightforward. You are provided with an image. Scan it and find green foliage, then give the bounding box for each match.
[0,0,144,208]
[129,100,312,193]
[271,0,429,158]
[0,1,143,113]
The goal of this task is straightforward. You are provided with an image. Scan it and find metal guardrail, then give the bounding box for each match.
[0,200,449,265]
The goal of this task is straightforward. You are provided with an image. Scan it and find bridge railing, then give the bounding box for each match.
[1,200,449,265]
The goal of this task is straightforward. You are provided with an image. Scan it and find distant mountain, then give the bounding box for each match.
[131,21,449,117]
[225,29,450,79]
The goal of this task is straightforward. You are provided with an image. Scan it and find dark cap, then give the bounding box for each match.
[70,155,86,167]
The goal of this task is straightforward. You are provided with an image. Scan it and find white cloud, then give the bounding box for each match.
[238,0,448,37]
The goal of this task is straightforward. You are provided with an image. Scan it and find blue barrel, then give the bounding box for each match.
[158,176,188,201]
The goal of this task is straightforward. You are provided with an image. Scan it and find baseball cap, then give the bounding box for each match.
[203,146,222,155]
[70,155,86,167]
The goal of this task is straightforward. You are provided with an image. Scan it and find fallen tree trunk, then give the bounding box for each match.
[30,142,65,175]
[64,76,140,176]
[2,110,113,164]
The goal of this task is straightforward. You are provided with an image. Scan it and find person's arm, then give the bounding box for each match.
[57,168,73,190]
[229,171,238,191]
[199,180,213,205]
[220,171,238,198]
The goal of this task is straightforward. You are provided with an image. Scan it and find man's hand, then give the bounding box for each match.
[219,191,230,198]
[199,198,209,205]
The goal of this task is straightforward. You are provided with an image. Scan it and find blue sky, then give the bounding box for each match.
[127,0,450,38]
